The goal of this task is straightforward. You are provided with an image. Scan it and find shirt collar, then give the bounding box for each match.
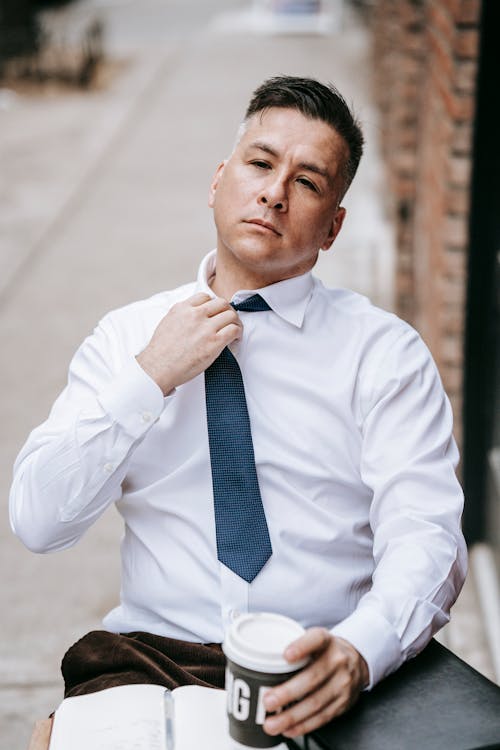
[195,250,314,328]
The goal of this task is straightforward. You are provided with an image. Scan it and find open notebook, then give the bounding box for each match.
[48,683,290,750]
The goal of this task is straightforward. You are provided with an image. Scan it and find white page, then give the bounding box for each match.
[173,686,289,750]
[49,683,166,750]
[49,682,290,750]
[172,686,229,750]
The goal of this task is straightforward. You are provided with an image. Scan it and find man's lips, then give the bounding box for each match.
[244,218,282,236]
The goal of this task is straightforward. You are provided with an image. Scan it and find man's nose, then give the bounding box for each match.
[258,179,288,211]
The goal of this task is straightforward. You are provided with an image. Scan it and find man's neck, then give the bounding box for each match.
[208,249,311,301]
[208,261,269,301]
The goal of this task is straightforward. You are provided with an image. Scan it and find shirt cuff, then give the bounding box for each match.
[330,606,403,690]
[97,357,171,437]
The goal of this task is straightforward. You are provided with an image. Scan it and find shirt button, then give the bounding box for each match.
[141,411,153,424]
[229,609,241,621]
[103,462,115,474]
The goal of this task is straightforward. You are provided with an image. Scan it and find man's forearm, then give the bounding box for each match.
[10,357,165,553]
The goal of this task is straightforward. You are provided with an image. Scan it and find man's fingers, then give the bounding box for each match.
[270,657,326,705]
[203,296,233,317]
[264,628,366,737]
[281,691,353,739]
[189,292,213,307]
[285,627,331,662]
[188,293,234,317]
[188,295,242,331]
[212,309,242,335]
[193,296,242,340]
[264,673,341,737]
[183,293,242,339]
[215,322,242,347]
[262,633,367,739]
[264,645,333,712]
[265,631,362,714]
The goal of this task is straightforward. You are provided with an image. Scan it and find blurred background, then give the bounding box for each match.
[1,0,498,745]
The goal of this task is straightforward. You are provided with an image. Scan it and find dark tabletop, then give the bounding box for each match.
[306,639,500,750]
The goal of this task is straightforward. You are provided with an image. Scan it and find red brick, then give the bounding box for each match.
[395,150,418,175]
[397,298,415,324]
[443,216,469,248]
[440,0,480,24]
[440,0,461,19]
[448,155,472,187]
[450,397,463,437]
[406,31,426,56]
[442,335,463,365]
[453,121,474,154]
[398,251,414,272]
[450,392,463,419]
[428,26,455,79]
[394,179,416,202]
[446,187,471,214]
[399,54,423,79]
[401,1,425,27]
[371,1,481,446]
[442,364,464,392]
[440,307,465,336]
[457,0,481,25]
[440,276,466,306]
[443,256,467,294]
[397,278,415,303]
[400,79,421,101]
[454,59,478,93]
[428,1,455,47]
[453,28,479,58]
[438,77,475,121]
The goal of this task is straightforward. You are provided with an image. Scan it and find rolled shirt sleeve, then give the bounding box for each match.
[331,327,467,688]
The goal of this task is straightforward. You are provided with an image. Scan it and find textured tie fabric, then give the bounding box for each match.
[205,294,272,583]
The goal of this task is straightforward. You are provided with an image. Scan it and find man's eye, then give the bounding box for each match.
[251,160,271,169]
[297,177,317,192]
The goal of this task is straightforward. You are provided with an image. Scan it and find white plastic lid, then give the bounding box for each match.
[222,612,308,674]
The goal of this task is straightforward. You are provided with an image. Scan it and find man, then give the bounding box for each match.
[10,76,466,740]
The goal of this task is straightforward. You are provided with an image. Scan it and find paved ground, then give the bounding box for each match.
[0,1,493,746]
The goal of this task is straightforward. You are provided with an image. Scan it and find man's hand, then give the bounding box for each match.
[136,293,242,395]
[263,628,368,739]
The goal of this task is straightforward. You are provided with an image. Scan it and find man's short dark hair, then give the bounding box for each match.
[245,75,364,197]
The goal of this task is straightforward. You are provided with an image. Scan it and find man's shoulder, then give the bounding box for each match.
[313,281,428,374]
[315,280,412,337]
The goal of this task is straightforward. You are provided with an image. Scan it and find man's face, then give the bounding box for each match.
[208,107,347,289]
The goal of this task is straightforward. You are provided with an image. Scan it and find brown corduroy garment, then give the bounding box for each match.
[62,630,226,698]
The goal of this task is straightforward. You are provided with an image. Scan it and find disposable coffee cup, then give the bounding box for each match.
[223,612,309,749]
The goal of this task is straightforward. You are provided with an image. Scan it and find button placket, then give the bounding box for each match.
[220,565,249,632]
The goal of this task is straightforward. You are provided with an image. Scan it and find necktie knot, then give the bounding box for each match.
[231,294,271,313]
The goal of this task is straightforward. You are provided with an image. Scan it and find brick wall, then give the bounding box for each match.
[371,0,481,448]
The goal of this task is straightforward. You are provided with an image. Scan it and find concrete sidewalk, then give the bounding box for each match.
[0,1,491,745]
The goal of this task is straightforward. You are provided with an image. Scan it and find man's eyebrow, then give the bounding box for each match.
[246,141,333,185]
[246,141,279,158]
[297,161,332,184]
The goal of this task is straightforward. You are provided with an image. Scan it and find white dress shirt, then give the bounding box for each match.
[10,250,467,688]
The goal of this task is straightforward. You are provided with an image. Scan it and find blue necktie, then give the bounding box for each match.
[205,294,273,583]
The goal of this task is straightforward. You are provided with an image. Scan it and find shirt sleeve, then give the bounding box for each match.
[9,313,170,553]
[330,325,467,688]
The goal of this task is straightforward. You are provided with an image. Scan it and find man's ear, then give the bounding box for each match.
[208,161,226,208]
[320,206,346,251]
